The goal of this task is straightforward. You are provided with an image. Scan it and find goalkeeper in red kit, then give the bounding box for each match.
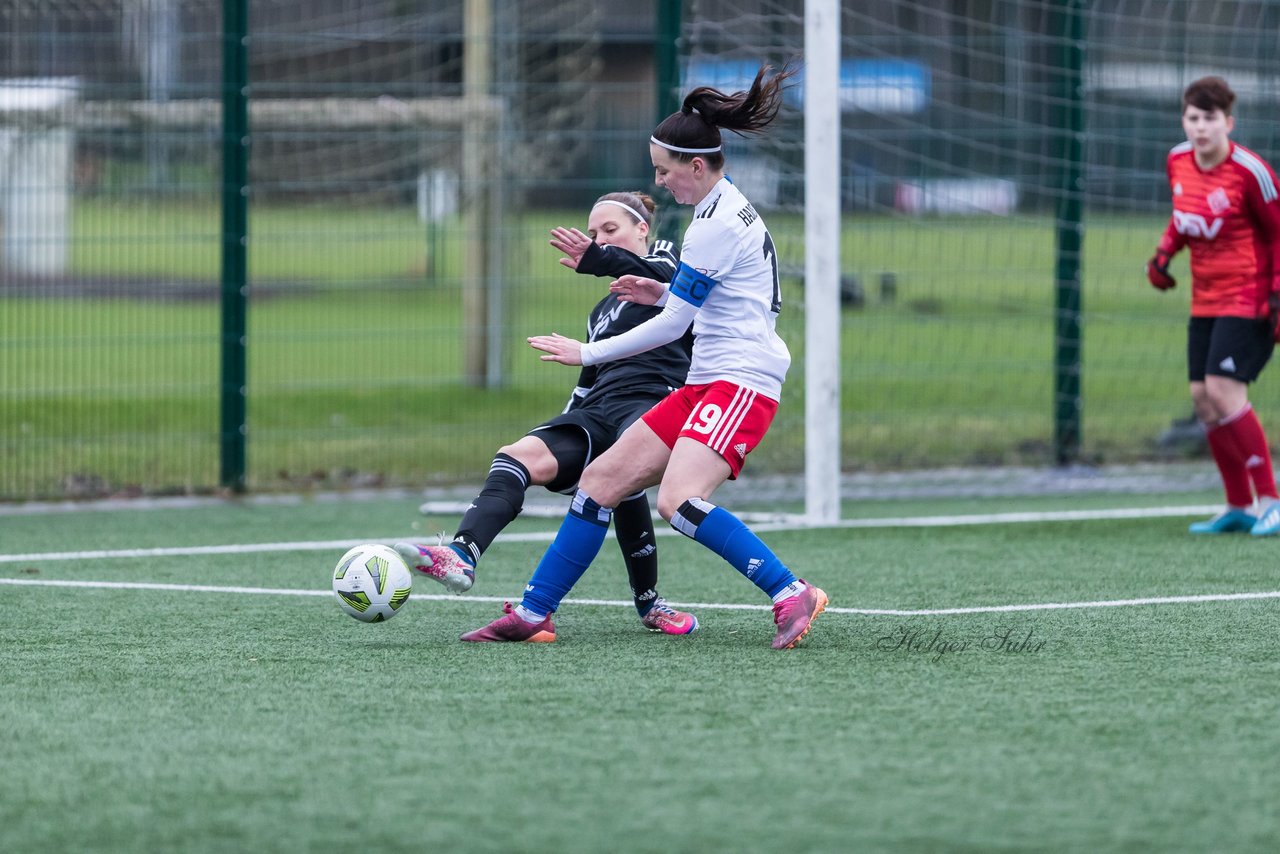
[1147,76,1280,535]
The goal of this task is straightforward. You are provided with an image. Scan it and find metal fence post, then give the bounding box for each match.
[220,0,249,491]
[654,0,682,244]
[1052,0,1084,466]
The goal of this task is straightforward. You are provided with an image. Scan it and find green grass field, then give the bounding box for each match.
[4,199,1250,499]
[3,488,1277,852]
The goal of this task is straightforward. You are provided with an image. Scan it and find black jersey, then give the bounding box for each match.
[565,239,693,410]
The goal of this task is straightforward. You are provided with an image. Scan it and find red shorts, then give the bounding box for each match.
[640,381,779,478]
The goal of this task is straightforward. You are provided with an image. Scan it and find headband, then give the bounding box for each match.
[592,199,647,223]
[649,135,723,154]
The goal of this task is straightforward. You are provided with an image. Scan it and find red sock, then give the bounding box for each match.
[1206,422,1254,507]
[1219,405,1278,500]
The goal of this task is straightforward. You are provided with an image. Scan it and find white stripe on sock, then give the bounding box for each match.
[771,580,806,604]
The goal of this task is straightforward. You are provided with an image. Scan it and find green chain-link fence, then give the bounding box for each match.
[3,0,1280,500]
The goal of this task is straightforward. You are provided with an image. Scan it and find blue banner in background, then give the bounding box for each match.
[683,58,930,115]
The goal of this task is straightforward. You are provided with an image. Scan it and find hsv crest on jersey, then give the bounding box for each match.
[1207,187,1231,215]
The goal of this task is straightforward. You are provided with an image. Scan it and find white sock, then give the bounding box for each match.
[514,604,545,623]
[771,580,807,604]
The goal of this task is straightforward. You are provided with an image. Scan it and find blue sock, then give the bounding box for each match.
[671,498,797,598]
[520,490,612,617]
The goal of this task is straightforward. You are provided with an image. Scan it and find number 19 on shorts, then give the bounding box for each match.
[682,402,724,435]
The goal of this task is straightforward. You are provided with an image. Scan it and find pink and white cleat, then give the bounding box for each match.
[393,542,475,593]
[640,599,699,635]
[771,582,828,649]
[460,602,556,643]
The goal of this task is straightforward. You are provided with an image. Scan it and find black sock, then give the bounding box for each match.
[454,453,530,563]
[613,491,659,615]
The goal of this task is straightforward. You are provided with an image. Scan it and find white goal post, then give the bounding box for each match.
[805,0,841,524]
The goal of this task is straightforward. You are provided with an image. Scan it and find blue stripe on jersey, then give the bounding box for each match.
[670,261,719,307]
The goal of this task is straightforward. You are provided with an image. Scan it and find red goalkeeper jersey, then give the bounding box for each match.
[1159,141,1280,318]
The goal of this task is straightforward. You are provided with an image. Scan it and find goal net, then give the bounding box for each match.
[683,0,1280,504]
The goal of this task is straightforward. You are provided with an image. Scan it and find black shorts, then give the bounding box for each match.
[528,391,665,493]
[1187,316,1275,384]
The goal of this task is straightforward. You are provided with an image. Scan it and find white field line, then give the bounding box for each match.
[4,503,1272,617]
[0,503,1225,565]
[420,502,1227,527]
[1,577,1278,618]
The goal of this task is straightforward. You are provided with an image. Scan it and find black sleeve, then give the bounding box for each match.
[574,240,679,283]
[575,364,598,392]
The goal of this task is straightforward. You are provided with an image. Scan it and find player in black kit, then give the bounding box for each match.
[396,191,699,636]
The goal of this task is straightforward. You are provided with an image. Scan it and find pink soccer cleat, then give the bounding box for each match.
[771,582,828,649]
[460,602,556,643]
[393,542,475,593]
[640,599,699,635]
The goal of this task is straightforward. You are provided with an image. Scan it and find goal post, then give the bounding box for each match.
[804,0,841,524]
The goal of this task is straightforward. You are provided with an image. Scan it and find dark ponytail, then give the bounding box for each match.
[651,63,797,167]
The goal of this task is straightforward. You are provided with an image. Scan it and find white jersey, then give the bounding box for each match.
[673,176,790,398]
[578,176,790,399]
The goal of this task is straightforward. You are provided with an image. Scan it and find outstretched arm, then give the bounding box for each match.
[549,227,593,271]
[553,236,678,282]
[529,332,586,366]
[610,274,668,307]
[530,297,696,369]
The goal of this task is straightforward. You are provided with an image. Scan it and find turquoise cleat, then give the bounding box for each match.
[1188,508,1257,534]
[1250,500,1280,537]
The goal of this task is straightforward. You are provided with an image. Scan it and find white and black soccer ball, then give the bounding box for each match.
[332,544,412,623]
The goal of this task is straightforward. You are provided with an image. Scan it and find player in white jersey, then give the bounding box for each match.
[600,172,791,399]
[462,64,829,649]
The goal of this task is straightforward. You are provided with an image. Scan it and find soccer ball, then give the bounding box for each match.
[332,544,413,623]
